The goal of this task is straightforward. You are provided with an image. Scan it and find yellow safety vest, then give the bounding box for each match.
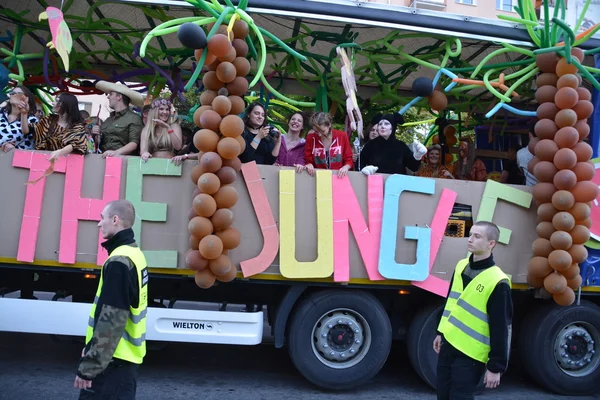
[86,245,148,364]
[437,258,511,363]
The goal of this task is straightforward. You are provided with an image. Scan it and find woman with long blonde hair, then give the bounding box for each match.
[140,98,182,161]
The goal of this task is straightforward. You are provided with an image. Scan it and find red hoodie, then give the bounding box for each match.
[304,129,354,171]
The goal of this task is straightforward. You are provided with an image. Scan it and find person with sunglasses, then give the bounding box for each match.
[140,98,182,162]
[0,86,38,152]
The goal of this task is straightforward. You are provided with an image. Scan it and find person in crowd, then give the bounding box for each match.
[32,93,88,162]
[359,113,425,175]
[34,102,45,120]
[275,112,306,173]
[94,81,144,158]
[140,98,183,162]
[304,112,353,178]
[0,85,38,152]
[500,145,525,185]
[434,221,512,399]
[453,139,487,181]
[517,130,537,186]
[171,127,199,165]
[354,123,379,171]
[418,144,454,179]
[239,102,281,165]
[142,104,151,126]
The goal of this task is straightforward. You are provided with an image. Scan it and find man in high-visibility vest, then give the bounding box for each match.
[74,199,148,400]
[433,221,513,400]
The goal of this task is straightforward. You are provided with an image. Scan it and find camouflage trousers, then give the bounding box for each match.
[79,359,138,400]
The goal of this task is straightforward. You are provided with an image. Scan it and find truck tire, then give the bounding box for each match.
[288,290,392,390]
[518,301,600,395]
[406,302,443,389]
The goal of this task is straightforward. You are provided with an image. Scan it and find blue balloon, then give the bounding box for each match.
[177,23,207,50]
[412,76,433,97]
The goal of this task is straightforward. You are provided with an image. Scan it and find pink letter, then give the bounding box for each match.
[12,151,67,262]
[411,188,457,297]
[59,156,123,265]
[240,162,280,277]
[332,175,384,282]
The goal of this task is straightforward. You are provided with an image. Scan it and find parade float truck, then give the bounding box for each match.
[0,150,599,396]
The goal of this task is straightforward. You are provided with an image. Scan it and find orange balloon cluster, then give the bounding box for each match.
[186,21,250,289]
[528,50,597,306]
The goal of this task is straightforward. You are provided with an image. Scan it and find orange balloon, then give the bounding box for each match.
[197,172,221,195]
[232,20,250,39]
[200,110,223,132]
[229,95,246,115]
[556,57,578,76]
[232,38,248,57]
[199,235,224,260]
[185,250,209,271]
[569,203,591,220]
[536,72,559,86]
[189,235,201,251]
[217,137,242,160]
[217,45,237,63]
[528,138,540,155]
[573,100,594,120]
[194,269,216,289]
[553,148,577,170]
[571,181,600,202]
[570,225,591,244]
[527,273,546,288]
[528,256,553,277]
[576,87,592,101]
[553,170,577,191]
[222,157,242,172]
[568,244,588,264]
[537,53,560,73]
[538,203,558,221]
[575,120,590,141]
[216,166,237,185]
[571,47,585,62]
[207,34,232,58]
[573,161,595,181]
[533,238,555,258]
[554,87,579,109]
[537,221,556,239]
[528,155,540,174]
[550,231,573,250]
[212,95,232,117]
[533,161,558,182]
[220,115,245,138]
[553,286,575,305]
[194,129,220,153]
[232,57,251,77]
[216,227,241,250]
[216,61,237,83]
[567,274,583,290]
[191,164,205,186]
[553,211,576,231]
[554,127,579,148]
[537,103,559,120]
[195,48,217,65]
[200,90,217,106]
[534,140,559,162]
[534,119,558,140]
[226,76,249,97]
[193,193,217,218]
[236,134,245,155]
[428,90,448,111]
[208,254,232,275]
[554,109,578,128]
[216,261,237,282]
[188,216,214,239]
[214,185,239,209]
[200,151,223,173]
[211,208,234,231]
[193,105,213,128]
[551,189,575,210]
[557,74,580,89]
[536,85,558,104]
[560,264,580,279]
[202,71,225,91]
[577,217,593,228]
[544,272,568,293]
[548,249,573,272]
[532,182,557,204]
[573,141,593,162]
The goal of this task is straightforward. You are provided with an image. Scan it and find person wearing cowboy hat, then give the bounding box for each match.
[93,81,144,158]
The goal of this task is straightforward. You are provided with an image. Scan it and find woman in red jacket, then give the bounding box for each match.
[304,112,354,178]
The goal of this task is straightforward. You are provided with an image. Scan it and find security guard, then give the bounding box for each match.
[74,200,148,400]
[433,221,513,400]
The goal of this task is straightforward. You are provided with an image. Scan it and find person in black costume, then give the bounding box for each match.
[359,113,427,175]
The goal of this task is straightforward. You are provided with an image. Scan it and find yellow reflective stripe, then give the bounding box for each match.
[448,316,490,346]
[456,298,488,323]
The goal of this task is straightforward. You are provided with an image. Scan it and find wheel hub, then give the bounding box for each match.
[311,309,371,369]
[554,323,599,376]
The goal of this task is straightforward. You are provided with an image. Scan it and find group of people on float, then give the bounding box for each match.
[0,83,533,185]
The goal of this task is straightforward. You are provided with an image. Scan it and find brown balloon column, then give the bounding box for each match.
[527,49,597,305]
[185,21,251,288]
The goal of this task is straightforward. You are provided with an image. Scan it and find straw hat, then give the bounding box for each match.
[95,81,145,108]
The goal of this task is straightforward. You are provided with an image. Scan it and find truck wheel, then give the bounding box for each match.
[288,290,391,390]
[406,302,443,389]
[518,301,600,395]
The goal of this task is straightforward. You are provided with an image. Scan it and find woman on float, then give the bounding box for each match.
[417,144,454,179]
[275,111,306,173]
[0,86,38,152]
[359,113,426,175]
[304,112,353,178]
[239,102,281,165]
[141,98,183,161]
[354,123,379,171]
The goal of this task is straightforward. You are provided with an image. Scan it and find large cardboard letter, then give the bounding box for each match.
[13,151,67,262]
[59,156,122,265]
[125,158,181,268]
[379,175,435,281]
[280,169,333,278]
[332,175,384,282]
[475,180,533,245]
[240,162,280,277]
[412,188,457,297]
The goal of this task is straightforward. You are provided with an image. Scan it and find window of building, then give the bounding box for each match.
[456,0,475,4]
[497,0,514,11]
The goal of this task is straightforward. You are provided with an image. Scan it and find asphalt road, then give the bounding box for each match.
[0,331,595,400]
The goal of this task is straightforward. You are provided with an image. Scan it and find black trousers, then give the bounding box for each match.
[436,339,486,400]
[79,360,139,400]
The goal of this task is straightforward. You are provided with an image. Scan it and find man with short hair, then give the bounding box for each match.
[93,81,144,158]
[517,129,537,186]
[75,199,148,400]
[434,221,513,400]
